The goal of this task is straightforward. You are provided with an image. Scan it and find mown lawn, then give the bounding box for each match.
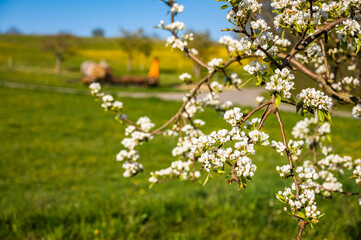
[0,86,360,239]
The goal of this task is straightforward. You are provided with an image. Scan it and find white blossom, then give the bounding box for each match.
[296,88,333,110]
[352,104,361,119]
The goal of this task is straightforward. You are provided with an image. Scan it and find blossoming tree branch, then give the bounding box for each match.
[89,0,361,239]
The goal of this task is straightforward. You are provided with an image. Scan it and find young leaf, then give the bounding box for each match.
[296,211,306,219]
[203,172,211,186]
[354,38,361,54]
[275,94,281,107]
[324,111,333,124]
[317,110,325,123]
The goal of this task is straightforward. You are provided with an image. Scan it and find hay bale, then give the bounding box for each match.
[80,60,113,84]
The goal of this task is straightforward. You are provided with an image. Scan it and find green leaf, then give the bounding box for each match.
[275,94,281,107]
[255,75,263,86]
[202,172,211,187]
[317,110,325,123]
[355,38,361,54]
[324,111,333,124]
[213,169,226,174]
[275,193,286,203]
[220,4,229,9]
[296,211,306,219]
[301,108,309,117]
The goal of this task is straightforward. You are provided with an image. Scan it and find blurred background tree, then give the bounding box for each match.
[118,28,153,72]
[92,28,104,38]
[41,33,77,74]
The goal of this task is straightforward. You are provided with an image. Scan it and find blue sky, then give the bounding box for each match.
[0,0,233,40]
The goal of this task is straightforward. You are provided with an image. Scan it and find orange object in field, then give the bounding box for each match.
[148,57,159,78]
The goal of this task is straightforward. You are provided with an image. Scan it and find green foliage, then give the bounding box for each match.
[118,28,153,62]
[40,33,77,60]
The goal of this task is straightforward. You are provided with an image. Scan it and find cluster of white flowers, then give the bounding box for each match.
[89,83,124,111]
[235,156,257,178]
[318,154,353,173]
[120,130,151,151]
[342,76,360,89]
[277,184,321,221]
[352,104,361,119]
[288,140,304,160]
[273,6,309,29]
[276,165,291,178]
[166,35,187,51]
[237,0,263,17]
[229,73,242,87]
[122,162,144,178]
[354,165,361,184]
[317,169,343,195]
[270,140,286,155]
[179,73,192,82]
[224,107,243,126]
[306,44,323,59]
[250,19,270,35]
[165,21,185,32]
[136,116,155,132]
[149,160,201,183]
[197,138,257,176]
[182,97,204,118]
[292,117,331,148]
[189,113,270,186]
[182,32,194,41]
[296,88,333,111]
[336,19,361,40]
[248,130,270,145]
[219,35,253,54]
[243,61,268,75]
[89,82,153,177]
[244,118,261,130]
[118,118,155,177]
[116,149,139,162]
[89,82,101,95]
[210,81,223,92]
[207,58,223,73]
[170,3,184,13]
[101,95,114,108]
[296,166,319,181]
[258,32,291,56]
[265,68,295,98]
[291,115,360,199]
[172,136,200,158]
[272,0,329,30]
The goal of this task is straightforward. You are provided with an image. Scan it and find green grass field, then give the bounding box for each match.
[1,86,361,239]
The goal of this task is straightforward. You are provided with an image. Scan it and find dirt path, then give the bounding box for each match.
[0,81,352,118]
